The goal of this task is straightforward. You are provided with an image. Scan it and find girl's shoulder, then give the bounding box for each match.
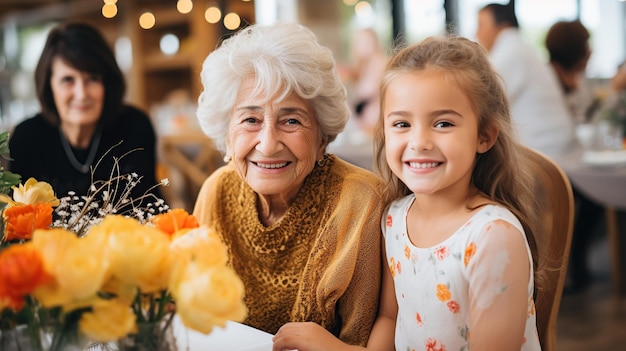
[466,204,524,235]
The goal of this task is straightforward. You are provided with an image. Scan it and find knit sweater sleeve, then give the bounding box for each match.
[296,158,385,346]
[335,168,385,345]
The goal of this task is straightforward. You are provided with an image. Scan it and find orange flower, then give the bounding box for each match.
[464,242,476,267]
[3,203,53,241]
[436,284,451,302]
[152,209,199,237]
[0,244,51,311]
[404,245,411,259]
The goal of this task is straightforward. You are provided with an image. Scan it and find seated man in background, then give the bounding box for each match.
[476,3,573,159]
[545,19,603,293]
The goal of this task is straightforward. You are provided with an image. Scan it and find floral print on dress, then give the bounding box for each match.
[463,242,476,266]
[434,246,449,260]
[425,338,446,351]
[436,284,451,302]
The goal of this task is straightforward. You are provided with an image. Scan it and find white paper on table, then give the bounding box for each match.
[173,317,274,351]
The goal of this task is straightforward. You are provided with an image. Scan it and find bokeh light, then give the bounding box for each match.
[223,12,241,30]
[204,6,222,24]
[139,12,156,29]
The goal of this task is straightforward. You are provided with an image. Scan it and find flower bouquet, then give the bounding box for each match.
[0,142,247,351]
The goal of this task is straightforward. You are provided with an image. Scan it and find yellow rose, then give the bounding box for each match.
[93,216,172,293]
[31,229,109,307]
[0,178,60,207]
[170,226,228,268]
[79,298,137,342]
[171,263,247,334]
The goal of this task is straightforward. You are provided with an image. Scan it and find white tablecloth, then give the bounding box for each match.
[87,318,273,351]
[553,144,626,209]
[174,318,273,351]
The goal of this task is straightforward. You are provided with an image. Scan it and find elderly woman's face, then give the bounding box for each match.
[228,78,325,202]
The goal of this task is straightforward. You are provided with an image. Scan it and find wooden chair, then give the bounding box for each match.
[522,147,575,351]
[159,133,224,212]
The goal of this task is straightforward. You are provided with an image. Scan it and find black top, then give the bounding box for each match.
[8,105,163,207]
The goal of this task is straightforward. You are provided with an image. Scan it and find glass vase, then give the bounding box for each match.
[112,319,177,351]
[0,325,89,351]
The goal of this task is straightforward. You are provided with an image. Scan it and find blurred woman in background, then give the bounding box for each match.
[9,22,161,204]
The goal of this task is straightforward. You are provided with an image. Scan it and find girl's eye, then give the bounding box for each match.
[392,121,410,128]
[434,121,453,128]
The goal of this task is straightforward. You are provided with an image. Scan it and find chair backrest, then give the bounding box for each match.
[522,146,575,351]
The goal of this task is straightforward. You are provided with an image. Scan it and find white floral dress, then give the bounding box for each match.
[383,195,542,351]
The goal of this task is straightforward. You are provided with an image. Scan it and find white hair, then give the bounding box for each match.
[196,22,350,154]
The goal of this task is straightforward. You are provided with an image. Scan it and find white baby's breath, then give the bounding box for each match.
[52,146,168,237]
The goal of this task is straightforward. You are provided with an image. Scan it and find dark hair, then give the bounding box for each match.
[545,20,591,71]
[483,3,519,28]
[34,22,125,127]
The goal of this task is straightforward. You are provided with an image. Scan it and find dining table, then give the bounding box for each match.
[552,143,626,302]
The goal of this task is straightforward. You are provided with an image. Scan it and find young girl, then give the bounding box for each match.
[373,35,542,350]
[272,36,542,351]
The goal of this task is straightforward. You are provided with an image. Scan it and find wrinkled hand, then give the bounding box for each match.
[272,322,348,351]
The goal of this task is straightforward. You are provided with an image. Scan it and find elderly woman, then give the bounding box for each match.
[193,23,385,348]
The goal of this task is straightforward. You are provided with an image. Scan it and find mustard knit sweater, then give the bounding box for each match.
[193,155,385,346]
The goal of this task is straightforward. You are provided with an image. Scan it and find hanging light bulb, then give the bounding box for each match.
[354,1,373,18]
[223,12,241,30]
[205,6,222,24]
[102,3,117,18]
[139,11,156,29]
[177,0,193,14]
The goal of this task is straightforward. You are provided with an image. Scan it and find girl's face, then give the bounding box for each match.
[50,57,104,129]
[383,69,491,197]
[227,78,325,203]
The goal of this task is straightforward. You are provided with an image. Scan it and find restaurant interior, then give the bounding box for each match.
[0,0,625,350]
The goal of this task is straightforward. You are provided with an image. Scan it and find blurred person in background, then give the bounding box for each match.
[476,3,573,159]
[338,28,388,137]
[545,20,595,124]
[9,22,161,204]
[545,19,603,293]
[613,62,626,91]
[193,22,385,348]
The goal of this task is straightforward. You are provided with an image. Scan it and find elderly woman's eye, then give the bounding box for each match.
[243,117,258,124]
[285,118,301,125]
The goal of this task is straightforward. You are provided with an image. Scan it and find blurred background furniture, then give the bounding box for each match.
[554,144,626,301]
[159,133,224,212]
